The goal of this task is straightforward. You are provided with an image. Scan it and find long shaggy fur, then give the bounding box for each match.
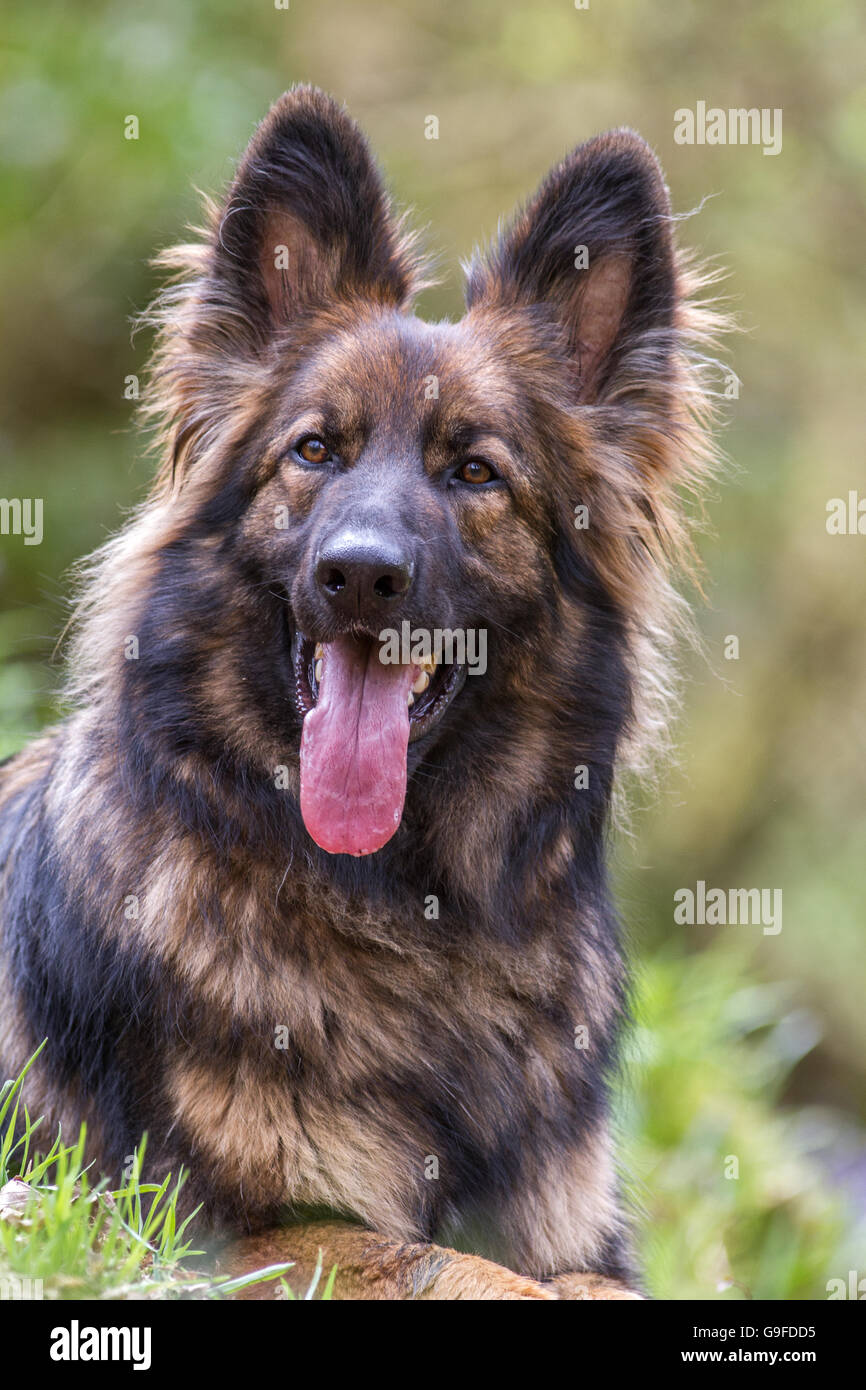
[0,86,727,1298]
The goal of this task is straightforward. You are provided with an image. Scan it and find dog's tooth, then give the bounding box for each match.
[412,670,430,694]
[420,655,437,673]
[314,643,324,660]
[314,659,323,684]
[407,691,414,708]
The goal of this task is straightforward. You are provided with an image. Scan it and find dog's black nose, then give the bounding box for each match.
[315,532,415,619]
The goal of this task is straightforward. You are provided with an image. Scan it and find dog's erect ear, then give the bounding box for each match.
[213,86,422,331]
[465,130,676,402]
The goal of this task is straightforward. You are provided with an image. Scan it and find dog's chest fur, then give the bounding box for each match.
[149,848,593,1235]
[7,718,616,1242]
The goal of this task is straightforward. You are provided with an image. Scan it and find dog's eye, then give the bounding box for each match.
[455,459,496,486]
[295,436,332,466]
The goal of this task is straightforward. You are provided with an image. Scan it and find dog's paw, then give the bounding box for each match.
[415,1252,557,1300]
[544,1271,644,1300]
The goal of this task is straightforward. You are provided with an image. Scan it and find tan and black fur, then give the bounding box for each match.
[0,87,723,1298]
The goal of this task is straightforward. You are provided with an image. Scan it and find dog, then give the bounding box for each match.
[0,86,722,1299]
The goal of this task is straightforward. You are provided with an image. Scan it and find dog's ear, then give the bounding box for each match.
[213,86,422,332]
[465,130,675,402]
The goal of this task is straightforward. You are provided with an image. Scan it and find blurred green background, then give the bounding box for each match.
[1,0,864,1299]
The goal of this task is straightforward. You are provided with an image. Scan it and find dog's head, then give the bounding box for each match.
[85,88,716,865]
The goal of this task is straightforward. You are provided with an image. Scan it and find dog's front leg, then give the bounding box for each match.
[487,1130,645,1300]
[542,1271,643,1300]
[217,1220,556,1300]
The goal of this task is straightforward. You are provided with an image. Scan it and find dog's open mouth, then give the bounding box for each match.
[292,631,465,857]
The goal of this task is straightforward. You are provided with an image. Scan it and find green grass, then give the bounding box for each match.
[3,953,861,1301]
[0,1043,334,1300]
[620,944,864,1300]
[1,0,864,1306]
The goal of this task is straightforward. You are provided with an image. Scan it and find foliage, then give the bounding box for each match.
[0,1048,330,1299]
[1,0,864,1299]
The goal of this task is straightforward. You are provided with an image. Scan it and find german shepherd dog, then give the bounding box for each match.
[0,87,721,1299]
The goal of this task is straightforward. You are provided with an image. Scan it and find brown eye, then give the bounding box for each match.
[296,436,331,465]
[457,459,495,485]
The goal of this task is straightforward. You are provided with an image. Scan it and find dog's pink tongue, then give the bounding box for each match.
[300,637,415,856]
